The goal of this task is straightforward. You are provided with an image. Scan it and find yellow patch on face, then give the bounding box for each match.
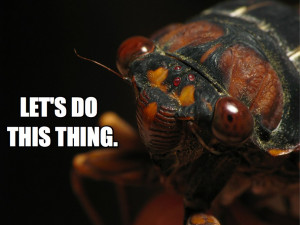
[143,102,158,125]
[201,98,213,112]
[179,85,195,106]
[147,67,168,92]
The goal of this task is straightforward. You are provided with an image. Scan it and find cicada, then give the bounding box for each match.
[73,0,300,224]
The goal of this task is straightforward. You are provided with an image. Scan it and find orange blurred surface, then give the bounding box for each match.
[134,192,184,225]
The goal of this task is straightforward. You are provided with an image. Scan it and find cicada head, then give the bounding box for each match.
[116,34,255,159]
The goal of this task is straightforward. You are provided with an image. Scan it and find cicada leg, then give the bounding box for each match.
[71,112,158,225]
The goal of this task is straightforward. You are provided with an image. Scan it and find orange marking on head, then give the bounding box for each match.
[206,102,213,112]
[143,102,158,125]
[190,214,206,224]
[200,43,222,63]
[158,21,224,52]
[219,44,283,130]
[179,85,195,106]
[268,148,294,156]
[201,98,213,112]
[147,67,168,92]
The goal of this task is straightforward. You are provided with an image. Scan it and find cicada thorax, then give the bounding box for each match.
[149,0,300,156]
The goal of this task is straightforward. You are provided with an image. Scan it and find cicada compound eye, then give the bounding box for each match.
[212,96,254,144]
[116,36,155,76]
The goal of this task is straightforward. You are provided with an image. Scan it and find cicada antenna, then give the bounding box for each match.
[74,48,123,79]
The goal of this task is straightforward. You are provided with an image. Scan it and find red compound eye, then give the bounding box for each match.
[188,74,195,81]
[173,77,181,86]
[174,66,182,71]
[212,96,254,144]
[116,36,155,76]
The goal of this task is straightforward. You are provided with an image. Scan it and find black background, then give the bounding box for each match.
[2,0,298,225]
